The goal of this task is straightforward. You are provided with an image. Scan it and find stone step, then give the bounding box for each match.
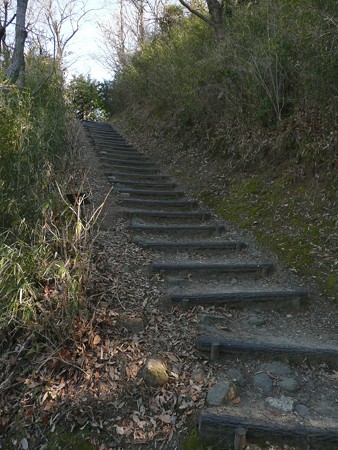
[198,412,338,449]
[196,336,338,368]
[120,199,198,210]
[107,172,171,181]
[104,164,160,173]
[152,262,274,279]
[124,210,212,223]
[100,157,155,166]
[170,289,308,311]
[116,188,185,198]
[136,239,247,251]
[111,180,177,189]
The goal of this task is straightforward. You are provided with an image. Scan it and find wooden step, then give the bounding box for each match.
[111,180,177,189]
[136,239,246,251]
[124,210,212,223]
[105,164,160,173]
[100,157,155,166]
[152,262,274,278]
[170,289,308,311]
[120,199,198,209]
[128,224,226,236]
[107,172,170,181]
[116,188,184,198]
[196,336,338,368]
[199,412,338,449]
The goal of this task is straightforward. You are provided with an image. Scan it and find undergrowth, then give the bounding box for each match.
[109,0,337,301]
[0,55,97,344]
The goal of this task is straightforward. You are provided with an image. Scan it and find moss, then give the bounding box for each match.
[45,431,93,450]
[327,274,338,297]
[181,429,204,450]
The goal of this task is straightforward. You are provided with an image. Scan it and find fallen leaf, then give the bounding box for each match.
[93,335,101,345]
[158,414,172,424]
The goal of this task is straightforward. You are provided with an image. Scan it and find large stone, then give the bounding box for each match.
[206,381,237,407]
[139,358,169,387]
[253,373,273,393]
[259,361,293,378]
[279,378,300,392]
[265,395,295,412]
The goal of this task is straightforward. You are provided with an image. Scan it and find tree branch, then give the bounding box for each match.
[177,0,213,26]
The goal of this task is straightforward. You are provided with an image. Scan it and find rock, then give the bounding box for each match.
[265,395,295,412]
[197,313,231,326]
[279,378,300,392]
[120,315,144,333]
[253,373,273,393]
[139,358,168,387]
[228,368,245,387]
[246,315,267,327]
[295,404,309,416]
[206,381,237,406]
[259,361,292,378]
[191,367,207,383]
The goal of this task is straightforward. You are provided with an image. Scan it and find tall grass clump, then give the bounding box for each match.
[0,54,94,342]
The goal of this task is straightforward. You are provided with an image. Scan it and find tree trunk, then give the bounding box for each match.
[206,0,225,41]
[6,0,28,86]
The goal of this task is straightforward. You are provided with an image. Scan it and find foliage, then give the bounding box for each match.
[108,0,337,171]
[0,54,94,341]
[66,75,111,120]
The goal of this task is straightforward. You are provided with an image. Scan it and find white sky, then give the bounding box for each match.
[65,0,114,81]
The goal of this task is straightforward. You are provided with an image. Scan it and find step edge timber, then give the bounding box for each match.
[170,290,308,310]
[128,224,226,232]
[100,158,152,165]
[152,262,274,272]
[104,165,160,173]
[196,336,338,368]
[170,290,308,302]
[99,151,147,157]
[124,210,212,218]
[111,180,177,188]
[135,239,247,249]
[198,412,338,448]
[106,172,170,179]
[120,200,198,207]
[116,189,184,196]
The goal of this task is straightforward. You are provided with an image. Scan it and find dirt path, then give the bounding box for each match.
[79,120,337,449]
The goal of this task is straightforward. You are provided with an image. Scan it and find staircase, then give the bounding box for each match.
[83,120,338,450]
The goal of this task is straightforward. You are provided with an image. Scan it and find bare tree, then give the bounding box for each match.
[98,0,168,72]
[6,0,29,85]
[178,0,227,41]
[0,1,17,59]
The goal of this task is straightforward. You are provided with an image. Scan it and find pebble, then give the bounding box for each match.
[259,361,292,377]
[279,378,300,392]
[295,404,309,416]
[253,373,273,393]
[206,381,237,406]
[265,395,295,412]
